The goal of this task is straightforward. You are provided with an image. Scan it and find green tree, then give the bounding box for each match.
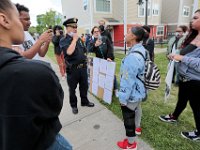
[28,26,37,35]
[36,9,62,34]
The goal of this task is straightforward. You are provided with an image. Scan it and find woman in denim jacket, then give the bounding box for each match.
[117,26,146,150]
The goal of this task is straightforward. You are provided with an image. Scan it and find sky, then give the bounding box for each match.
[12,0,62,26]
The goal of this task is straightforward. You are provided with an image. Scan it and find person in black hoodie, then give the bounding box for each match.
[0,1,72,150]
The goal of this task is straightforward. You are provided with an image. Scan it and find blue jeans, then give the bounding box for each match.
[47,133,72,150]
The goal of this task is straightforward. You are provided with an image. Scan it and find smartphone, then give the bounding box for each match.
[98,35,102,42]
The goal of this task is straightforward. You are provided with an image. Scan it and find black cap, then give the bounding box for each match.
[142,25,150,33]
[63,18,78,27]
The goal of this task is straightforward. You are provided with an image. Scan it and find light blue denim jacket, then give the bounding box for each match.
[178,47,200,81]
[118,43,146,105]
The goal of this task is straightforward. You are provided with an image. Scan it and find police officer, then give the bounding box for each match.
[60,18,94,114]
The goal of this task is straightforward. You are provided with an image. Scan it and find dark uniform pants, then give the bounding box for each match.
[67,67,89,108]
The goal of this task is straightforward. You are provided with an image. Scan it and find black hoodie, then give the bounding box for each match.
[0,47,64,150]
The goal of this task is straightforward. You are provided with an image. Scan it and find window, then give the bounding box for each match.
[95,0,111,13]
[138,4,145,17]
[183,6,190,17]
[138,1,151,17]
[152,4,159,16]
[83,0,89,11]
[156,26,164,36]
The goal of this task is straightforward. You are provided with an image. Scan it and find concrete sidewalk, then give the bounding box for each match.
[45,57,154,150]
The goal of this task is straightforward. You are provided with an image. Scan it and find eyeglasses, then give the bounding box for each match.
[94,31,100,33]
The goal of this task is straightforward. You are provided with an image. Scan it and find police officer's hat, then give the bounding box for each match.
[63,18,78,27]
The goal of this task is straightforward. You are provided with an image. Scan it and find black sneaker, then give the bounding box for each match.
[72,107,78,114]
[159,114,177,123]
[81,102,94,107]
[181,130,200,141]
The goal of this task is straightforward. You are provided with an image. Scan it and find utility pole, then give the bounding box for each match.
[124,0,127,54]
[145,0,148,25]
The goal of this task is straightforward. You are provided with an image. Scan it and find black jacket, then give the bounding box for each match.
[87,36,114,60]
[59,34,87,65]
[0,47,63,150]
[52,35,63,55]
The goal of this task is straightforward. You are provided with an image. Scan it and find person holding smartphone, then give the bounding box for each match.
[14,3,52,60]
[52,25,66,80]
[87,26,118,96]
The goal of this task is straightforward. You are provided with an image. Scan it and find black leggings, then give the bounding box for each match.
[173,80,200,134]
[121,106,136,137]
[173,81,189,119]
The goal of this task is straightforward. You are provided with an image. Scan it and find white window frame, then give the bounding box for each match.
[152,4,159,16]
[83,0,89,11]
[137,0,151,17]
[138,3,145,17]
[94,0,112,14]
[183,6,190,17]
[156,26,164,36]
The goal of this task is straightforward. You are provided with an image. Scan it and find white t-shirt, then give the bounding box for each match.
[19,31,40,60]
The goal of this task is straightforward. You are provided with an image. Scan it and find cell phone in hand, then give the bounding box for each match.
[98,35,102,42]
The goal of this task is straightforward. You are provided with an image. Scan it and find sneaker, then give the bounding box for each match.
[181,130,200,141]
[135,127,142,135]
[117,139,137,150]
[72,107,78,114]
[159,114,177,123]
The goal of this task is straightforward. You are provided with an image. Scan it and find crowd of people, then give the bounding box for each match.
[1,0,200,150]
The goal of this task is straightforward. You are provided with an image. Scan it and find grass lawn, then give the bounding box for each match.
[47,46,200,150]
[155,43,168,48]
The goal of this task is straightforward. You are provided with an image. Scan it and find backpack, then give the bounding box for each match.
[132,50,161,90]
